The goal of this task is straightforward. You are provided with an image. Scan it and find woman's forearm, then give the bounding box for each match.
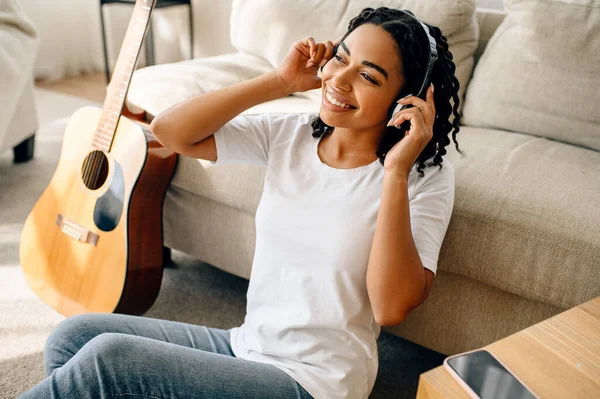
[150,70,291,151]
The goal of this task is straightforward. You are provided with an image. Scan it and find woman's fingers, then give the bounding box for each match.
[321,41,334,67]
[305,38,340,68]
[389,114,412,129]
[314,44,326,62]
[307,37,317,58]
[304,38,344,70]
[307,43,327,68]
[389,114,407,127]
[397,87,436,125]
[426,84,436,118]
[305,38,320,68]
[387,108,423,128]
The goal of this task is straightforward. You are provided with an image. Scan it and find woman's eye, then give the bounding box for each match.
[333,55,377,84]
[361,73,376,84]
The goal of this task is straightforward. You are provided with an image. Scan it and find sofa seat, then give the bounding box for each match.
[167,123,600,313]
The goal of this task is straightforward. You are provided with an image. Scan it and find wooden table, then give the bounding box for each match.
[416,296,600,398]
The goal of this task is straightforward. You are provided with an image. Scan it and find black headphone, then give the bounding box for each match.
[386,11,438,123]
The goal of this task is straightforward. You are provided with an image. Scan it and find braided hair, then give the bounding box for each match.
[311,7,465,178]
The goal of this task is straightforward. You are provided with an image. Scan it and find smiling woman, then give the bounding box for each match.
[19,5,461,399]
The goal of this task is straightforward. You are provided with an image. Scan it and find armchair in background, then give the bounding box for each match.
[0,0,40,163]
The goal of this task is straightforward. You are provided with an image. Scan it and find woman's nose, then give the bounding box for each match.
[331,70,352,91]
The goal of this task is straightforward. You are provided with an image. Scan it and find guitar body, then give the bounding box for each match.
[20,106,177,316]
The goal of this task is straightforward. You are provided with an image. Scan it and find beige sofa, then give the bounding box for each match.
[126,0,600,357]
[0,0,39,163]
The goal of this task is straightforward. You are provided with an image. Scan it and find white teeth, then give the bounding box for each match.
[326,91,351,109]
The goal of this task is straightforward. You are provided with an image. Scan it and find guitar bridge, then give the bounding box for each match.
[56,214,99,246]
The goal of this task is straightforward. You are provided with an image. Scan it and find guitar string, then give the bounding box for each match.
[91,133,112,189]
[91,150,102,188]
[83,126,105,187]
[86,150,99,189]
[82,146,94,187]
[89,142,103,187]
[90,147,103,189]
[85,140,102,189]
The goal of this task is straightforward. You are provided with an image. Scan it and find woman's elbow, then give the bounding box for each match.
[149,116,176,150]
[149,115,164,140]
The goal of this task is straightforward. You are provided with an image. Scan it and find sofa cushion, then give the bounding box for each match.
[461,0,600,151]
[230,0,478,112]
[473,9,506,65]
[126,52,274,119]
[444,126,600,310]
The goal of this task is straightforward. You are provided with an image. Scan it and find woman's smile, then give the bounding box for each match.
[322,89,358,113]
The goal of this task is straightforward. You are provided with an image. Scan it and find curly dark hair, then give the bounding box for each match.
[311,7,465,178]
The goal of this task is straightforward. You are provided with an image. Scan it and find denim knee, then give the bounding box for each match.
[43,314,101,376]
[78,333,147,376]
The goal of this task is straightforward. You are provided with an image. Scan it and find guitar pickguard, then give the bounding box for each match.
[94,160,125,231]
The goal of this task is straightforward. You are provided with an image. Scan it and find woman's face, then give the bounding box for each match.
[320,23,404,131]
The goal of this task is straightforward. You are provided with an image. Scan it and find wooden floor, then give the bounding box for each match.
[35,71,108,104]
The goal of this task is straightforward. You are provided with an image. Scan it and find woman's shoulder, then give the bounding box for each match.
[410,157,455,193]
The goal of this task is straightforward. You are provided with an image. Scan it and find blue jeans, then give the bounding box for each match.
[18,313,314,399]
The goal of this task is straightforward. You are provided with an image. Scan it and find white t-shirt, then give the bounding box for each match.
[209,112,454,399]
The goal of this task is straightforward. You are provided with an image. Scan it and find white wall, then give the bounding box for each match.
[23,0,235,82]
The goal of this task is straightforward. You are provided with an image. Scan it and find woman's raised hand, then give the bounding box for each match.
[275,37,340,94]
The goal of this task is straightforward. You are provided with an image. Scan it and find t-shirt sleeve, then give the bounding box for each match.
[208,113,270,166]
[208,112,303,167]
[408,162,455,277]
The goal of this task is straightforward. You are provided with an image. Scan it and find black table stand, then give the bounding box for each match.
[99,0,194,83]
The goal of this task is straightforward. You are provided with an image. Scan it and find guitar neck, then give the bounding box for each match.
[94,0,157,152]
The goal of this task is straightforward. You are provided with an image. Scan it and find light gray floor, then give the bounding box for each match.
[0,89,445,398]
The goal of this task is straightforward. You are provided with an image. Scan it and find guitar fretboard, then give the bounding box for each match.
[93,0,157,152]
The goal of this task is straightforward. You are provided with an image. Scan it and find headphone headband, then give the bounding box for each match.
[415,19,438,97]
[403,11,438,98]
[386,11,439,123]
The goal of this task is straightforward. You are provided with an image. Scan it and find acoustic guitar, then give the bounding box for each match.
[20,0,177,317]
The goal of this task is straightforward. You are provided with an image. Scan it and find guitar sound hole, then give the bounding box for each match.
[81,150,109,190]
